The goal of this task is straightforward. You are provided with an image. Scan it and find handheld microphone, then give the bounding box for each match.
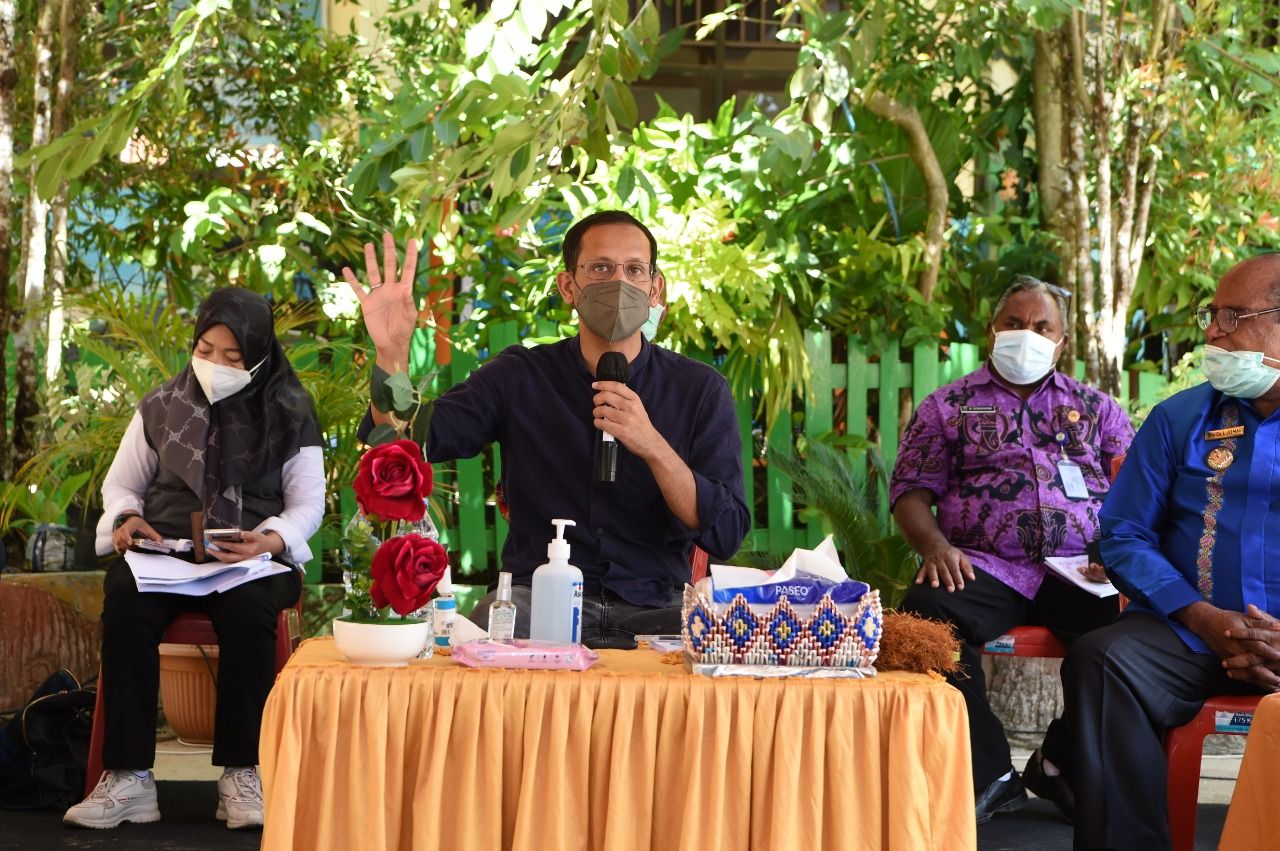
[596,352,629,483]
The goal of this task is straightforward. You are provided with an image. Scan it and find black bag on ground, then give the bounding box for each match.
[0,668,95,810]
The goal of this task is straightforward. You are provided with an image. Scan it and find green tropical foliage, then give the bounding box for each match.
[0,471,91,531]
[3,0,1279,575]
[766,436,918,608]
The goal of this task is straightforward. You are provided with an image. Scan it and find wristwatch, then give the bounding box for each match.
[112,512,139,531]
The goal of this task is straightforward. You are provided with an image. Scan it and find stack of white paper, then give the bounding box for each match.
[125,551,291,596]
[1044,555,1120,598]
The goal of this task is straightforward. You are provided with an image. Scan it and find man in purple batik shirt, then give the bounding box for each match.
[889,276,1133,825]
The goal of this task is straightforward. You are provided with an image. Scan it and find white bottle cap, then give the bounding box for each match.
[548,518,576,561]
[436,564,453,596]
[496,571,513,602]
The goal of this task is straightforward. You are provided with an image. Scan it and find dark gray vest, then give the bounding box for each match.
[142,447,285,540]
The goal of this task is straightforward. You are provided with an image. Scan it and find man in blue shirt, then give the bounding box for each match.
[344,212,751,647]
[1028,255,1280,850]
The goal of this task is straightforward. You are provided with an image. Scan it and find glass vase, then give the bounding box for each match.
[341,503,439,624]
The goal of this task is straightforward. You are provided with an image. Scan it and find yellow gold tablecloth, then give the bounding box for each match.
[260,637,976,851]
[1219,693,1280,851]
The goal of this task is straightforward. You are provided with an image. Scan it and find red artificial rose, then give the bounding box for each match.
[353,439,432,522]
[369,534,449,616]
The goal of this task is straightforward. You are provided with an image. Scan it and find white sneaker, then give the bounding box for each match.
[63,770,161,829]
[216,766,263,829]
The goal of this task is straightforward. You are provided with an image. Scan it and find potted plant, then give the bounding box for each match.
[333,367,450,665]
[0,472,93,573]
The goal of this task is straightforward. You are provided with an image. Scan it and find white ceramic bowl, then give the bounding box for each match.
[332,617,432,666]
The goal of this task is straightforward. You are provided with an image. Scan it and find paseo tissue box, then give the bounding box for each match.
[681,535,882,673]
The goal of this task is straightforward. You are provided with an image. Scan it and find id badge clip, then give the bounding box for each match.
[1057,460,1089,500]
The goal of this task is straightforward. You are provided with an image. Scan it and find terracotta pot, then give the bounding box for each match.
[158,643,218,745]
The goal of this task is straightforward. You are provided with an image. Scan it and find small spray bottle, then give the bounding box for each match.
[487,572,517,642]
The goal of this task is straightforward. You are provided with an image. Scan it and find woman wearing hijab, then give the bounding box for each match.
[63,288,324,831]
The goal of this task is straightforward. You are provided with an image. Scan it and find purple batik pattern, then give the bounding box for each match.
[890,365,1134,599]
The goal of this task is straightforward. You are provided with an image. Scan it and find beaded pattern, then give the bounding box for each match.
[681,585,882,668]
[1195,404,1239,601]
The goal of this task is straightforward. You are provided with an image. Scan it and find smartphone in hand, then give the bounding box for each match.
[128,537,194,554]
[130,539,174,554]
[205,528,244,543]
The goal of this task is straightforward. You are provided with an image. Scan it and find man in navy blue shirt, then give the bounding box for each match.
[1026,255,1280,850]
[344,212,750,646]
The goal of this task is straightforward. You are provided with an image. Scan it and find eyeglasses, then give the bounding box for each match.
[1044,283,1073,304]
[575,261,656,284]
[1195,305,1280,334]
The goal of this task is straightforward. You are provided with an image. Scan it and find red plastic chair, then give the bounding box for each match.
[1165,694,1261,851]
[689,544,710,584]
[981,625,1068,658]
[1111,449,1260,848]
[978,455,1130,661]
[84,605,301,797]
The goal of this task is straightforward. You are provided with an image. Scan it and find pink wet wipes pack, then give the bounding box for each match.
[451,639,599,671]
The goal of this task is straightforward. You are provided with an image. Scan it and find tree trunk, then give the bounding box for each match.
[1103,0,1174,395]
[1031,29,1066,229]
[12,0,59,471]
[1092,0,1120,396]
[47,202,67,379]
[46,0,79,386]
[1032,26,1075,361]
[1064,12,1096,376]
[986,655,1065,735]
[1034,2,1178,392]
[863,91,948,304]
[0,0,17,480]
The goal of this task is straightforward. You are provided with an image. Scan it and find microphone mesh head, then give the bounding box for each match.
[596,351,629,383]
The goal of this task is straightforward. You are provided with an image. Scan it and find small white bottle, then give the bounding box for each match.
[433,566,457,649]
[529,519,583,644]
[488,572,517,641]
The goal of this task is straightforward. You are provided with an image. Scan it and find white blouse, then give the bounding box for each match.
[95,410,326,564]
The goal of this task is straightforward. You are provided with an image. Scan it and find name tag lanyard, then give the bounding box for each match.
[1055,427,1089,500]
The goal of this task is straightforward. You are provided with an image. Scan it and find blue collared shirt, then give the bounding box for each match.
[424,335,750,607]
[1101,381,1280,653]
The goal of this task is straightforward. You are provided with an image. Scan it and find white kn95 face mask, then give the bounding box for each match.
[191,355,265,404]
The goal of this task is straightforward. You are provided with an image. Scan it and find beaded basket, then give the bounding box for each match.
[681,583,883,668]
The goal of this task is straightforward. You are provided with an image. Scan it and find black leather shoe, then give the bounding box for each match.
[1023,749,1075,823]
[975,770,1028,825]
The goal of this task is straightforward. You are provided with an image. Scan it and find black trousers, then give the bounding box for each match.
[1040,613,1264,851]
[100,560,301,769]
[899,566,1120,791]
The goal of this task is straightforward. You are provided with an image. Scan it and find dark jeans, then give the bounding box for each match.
[1040,613,1264,851]
[899,566,1120,791]
[468,585,682,649]
[100,560,301,769]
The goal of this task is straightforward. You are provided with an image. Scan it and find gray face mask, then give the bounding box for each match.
[574,279,652,343]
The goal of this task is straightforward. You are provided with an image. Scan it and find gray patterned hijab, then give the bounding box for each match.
[138,287,323,529]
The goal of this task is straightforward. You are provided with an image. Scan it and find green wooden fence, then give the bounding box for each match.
[318,323,1167,583]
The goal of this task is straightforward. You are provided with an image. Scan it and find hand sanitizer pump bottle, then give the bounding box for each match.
[529,519,583,644]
